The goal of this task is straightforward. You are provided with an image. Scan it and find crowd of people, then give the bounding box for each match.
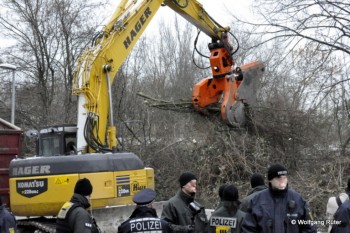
[1,163,350,232]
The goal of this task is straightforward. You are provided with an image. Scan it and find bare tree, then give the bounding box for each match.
[0,0,106,126]
[222,2,350,217]
[230,1,350,152]
[247,1,350,57]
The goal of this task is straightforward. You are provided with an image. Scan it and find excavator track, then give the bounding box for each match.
[17,218,56,233]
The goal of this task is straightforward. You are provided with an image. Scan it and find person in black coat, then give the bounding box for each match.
[56,178,100,233]
[242,164,317,233]
[118,188,170,233]
[209,184,246,233]
[161,172,208,233]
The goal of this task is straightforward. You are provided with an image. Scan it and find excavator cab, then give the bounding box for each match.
[37,125,77,156]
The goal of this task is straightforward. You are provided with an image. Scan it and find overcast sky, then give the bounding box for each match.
[0,0,254,49]
[197,0,253,24]
[105,0,254,34]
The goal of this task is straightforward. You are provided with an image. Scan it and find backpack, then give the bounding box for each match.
[326,192,349,217]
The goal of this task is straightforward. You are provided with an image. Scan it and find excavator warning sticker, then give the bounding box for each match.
[16,178,48,198]
[54,177,70,185]
[116,175,130,197]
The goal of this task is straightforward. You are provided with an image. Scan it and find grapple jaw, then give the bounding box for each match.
[192,61,265,127]
[224,61,265,127]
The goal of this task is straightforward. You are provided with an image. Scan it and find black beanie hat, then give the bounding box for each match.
[179,172,197,187]
[222,185,239,202]
[74,178,93,196]
[267,164,288,181]
[250,173,265,188]
[218,184,229,198]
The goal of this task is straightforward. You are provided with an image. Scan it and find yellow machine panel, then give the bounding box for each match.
[9,153,154,216]
[10,174,79,216]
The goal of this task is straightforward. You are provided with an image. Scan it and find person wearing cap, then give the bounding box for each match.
[56,178,100,233]
[325,178,350,233]
[209,184,246,233]
[161,172,208,233]
[242,164,317,233]
[0,195,17,233]
[118,188,170,233]
[240,173,267,213]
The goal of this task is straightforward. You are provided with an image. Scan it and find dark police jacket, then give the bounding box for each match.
[240,185,267,213]
[331,199,350,233]
[161,190,208,233]
[56,194,100,233]
[209,202,246,233]
[118,206,170,233]
[0,206,17,233]
[242,187,317,233]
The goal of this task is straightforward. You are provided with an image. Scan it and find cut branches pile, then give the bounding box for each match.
[137,92,220,113]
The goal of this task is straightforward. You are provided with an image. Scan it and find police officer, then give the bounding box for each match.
[56,178,100,233]
[209,184,245,233]
[0,196,17,233]
[161,172,208,233]
[118,188,170,233]
[242,164,317,233]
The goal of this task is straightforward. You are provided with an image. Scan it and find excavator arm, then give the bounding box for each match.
[72,0,264,153]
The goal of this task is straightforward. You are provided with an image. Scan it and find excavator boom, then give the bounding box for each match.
[73,0,263,153]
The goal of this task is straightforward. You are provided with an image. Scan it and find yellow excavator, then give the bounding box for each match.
[8,0,265,232]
